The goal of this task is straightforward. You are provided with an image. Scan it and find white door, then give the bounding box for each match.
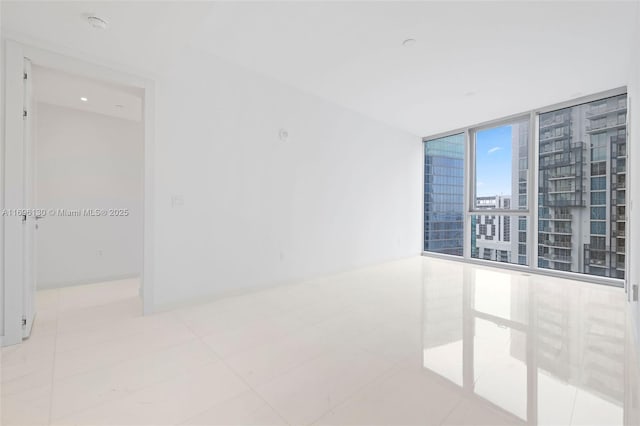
[22,58,36,338]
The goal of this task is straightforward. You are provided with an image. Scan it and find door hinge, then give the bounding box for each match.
[633,284,638,302]
[23,72,28,80]
[21,316,27,328]
[23,109,28,118]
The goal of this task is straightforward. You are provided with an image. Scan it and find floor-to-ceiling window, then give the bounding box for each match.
[470,117,530,265]
[538,94,627,279]
[422,90,626,286]
[423,134,465,256]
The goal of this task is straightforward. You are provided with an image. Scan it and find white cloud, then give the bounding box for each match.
[488,146,502,154]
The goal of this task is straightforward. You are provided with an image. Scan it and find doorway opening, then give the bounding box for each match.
[2,41,154,346]
[31,64,143,324]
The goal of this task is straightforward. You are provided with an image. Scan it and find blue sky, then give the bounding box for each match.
[476,125,512,197]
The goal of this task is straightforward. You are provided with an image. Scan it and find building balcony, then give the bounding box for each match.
[586,104,627,119]
[539,158,584,169]
[540,113,570,129]
[548,254,572,263]
[542,198,586,208]
[586,122,626,134]
[616,246,626,254]
[552,228,572,235]
[539,132,570,143]
[548,174,577,180]
[548,188,577,194]
[588,259,608,267]
[539,240,572,248]
[539,226,572,234]
[548,214,573,221]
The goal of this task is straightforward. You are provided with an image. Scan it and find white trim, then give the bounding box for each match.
[463,129,471,259]
[3,41,27,346]
[468,114,531,214]
[142,82,155,315]
[1,39,155,346]
[37,273,140,290]
[531,113,540,271]
[421,139,425,252]
[421,251,624,288]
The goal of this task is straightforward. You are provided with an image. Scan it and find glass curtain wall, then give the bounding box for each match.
[424,134,465,255]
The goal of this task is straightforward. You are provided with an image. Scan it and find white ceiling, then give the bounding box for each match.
[32,65,143,122]
[3,1,638,136]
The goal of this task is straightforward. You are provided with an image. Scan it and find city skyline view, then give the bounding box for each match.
[425,93,626,278]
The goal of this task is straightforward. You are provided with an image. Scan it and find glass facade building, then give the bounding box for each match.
[424,134,465,255]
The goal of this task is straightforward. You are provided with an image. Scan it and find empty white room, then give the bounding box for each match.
[1,1,639,425]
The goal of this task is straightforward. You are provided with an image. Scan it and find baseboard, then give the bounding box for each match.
[151,253,421,314]
[37,273,140,290]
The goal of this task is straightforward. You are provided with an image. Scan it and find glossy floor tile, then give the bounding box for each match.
[1,258,639,425]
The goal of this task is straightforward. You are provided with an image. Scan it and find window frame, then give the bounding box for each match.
[421,86,627,288]
[468,114,534,215]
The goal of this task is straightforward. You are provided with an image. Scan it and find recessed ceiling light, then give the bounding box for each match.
[80,97,88,102]
[402,38,417,47]
[86,15,109,30]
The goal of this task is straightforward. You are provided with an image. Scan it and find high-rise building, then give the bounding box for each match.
[426,95,626,277]
[424,134,465,256]
[538,94,626,278]
[473,195,514,262]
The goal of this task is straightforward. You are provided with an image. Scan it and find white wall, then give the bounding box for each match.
[627,2,640,345]
[35,103,143,288]
[152,47,422,310]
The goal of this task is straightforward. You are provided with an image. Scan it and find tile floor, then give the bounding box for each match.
[1,257,639,425]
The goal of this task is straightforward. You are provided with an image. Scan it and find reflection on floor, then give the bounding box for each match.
[1,258,639,425]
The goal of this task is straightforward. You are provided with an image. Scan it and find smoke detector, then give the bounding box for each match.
[86,15,109,30]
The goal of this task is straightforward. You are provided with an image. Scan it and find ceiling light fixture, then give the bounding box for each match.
[80,97,88,102]
[402,38,416,47]
[86,15,109,30]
